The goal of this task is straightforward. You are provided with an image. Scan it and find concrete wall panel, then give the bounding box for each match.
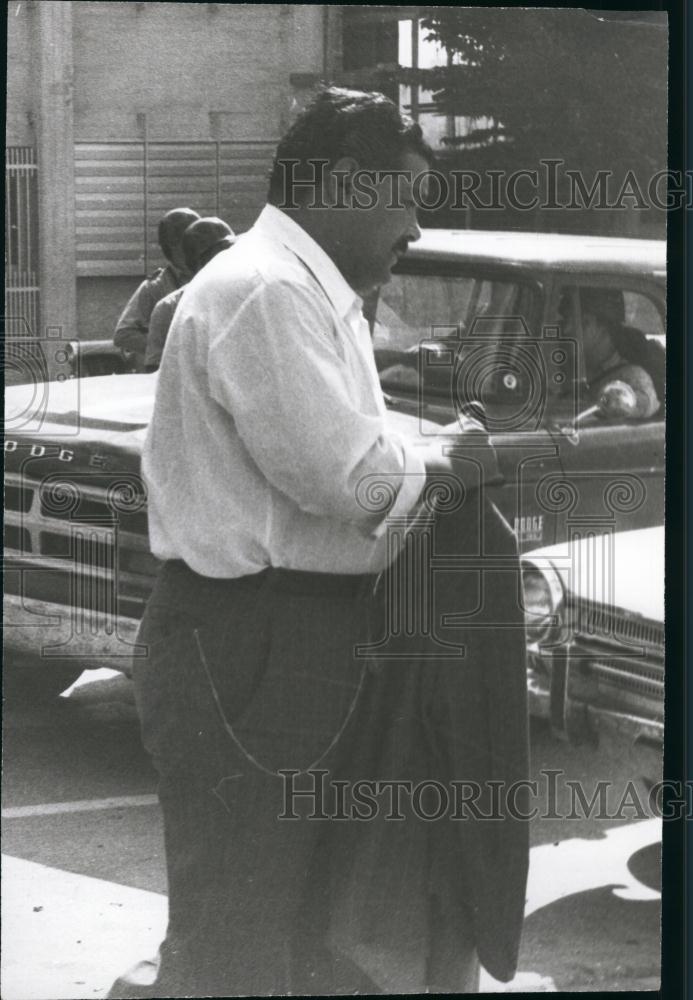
[6,1,36,146]
[71,2,295,141]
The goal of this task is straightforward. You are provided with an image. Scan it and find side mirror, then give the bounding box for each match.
[597,380,639,419]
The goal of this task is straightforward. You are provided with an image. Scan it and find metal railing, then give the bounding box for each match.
[5,146,40,337]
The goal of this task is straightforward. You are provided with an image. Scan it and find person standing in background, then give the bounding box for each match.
[144,217,236,372]
[113,207,200,371]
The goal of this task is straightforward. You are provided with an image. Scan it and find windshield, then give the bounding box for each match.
[373,272,529,353]
[372,272,537,412]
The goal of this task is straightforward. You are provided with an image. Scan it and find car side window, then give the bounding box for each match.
[550,284,665,421]
[373,272,543,413]
[374,274,475,351]
[374,273,529,352]
[623,291,665,347]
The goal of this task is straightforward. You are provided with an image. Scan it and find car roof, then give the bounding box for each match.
[405,229,666,276]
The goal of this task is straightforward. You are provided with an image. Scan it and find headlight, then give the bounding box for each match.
[521,562,564,644]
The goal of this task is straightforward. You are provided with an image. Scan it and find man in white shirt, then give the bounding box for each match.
[109,88,528,998]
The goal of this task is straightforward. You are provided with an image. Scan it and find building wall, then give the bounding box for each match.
[68,3,328,338]
[6,2,36,147]
[71,3,324,142]
[77,276,138,345]
[5,3,331,341]
[6,2,328,146]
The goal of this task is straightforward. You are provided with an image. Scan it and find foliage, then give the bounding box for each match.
[374,8,667,177]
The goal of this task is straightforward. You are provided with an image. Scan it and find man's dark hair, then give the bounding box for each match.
[182,217,235,273]
[580,287,625,328]
[267,87,434,206]
[158,207,200,262]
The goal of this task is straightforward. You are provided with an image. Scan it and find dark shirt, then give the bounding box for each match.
[144,286,186,371]
[113,264,183,370]
[611,324,665,406]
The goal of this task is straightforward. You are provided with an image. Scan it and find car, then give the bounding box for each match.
[4,337,133,389]
[521,525,664,773]
[65,339,136,378]
[372,229,665,549]
[4,229,666,699]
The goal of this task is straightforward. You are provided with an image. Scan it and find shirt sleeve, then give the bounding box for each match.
[370,433,427,537]
[207,278,425,531]
[114,279,157,355]
[145,296,177,369]
[617,363,660,418]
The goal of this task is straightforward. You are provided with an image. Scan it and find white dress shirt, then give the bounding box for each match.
[142,205,426,578]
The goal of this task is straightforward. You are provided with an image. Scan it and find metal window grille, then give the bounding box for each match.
[5,147,40,337]
[75,139,277,277]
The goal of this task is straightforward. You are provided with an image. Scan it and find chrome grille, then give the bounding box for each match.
[569,598,664,720]
[573,600,664,648]
[588,659,663,701]
[5,483,34,513]
[4,471,157,620]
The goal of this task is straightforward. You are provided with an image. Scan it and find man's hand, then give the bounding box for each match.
[420,439,455,479]
[419,418,503,499]
[439,414,487,435]
[378,364,420,389]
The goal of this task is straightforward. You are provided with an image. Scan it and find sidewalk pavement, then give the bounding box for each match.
[1,854,166,1000]
[3,820,662,999]
[2,853,556,998]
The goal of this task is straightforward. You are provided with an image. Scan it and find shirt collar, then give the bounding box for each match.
[254,204,363,320]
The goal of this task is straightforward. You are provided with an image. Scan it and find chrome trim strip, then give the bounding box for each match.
[3,594,141,674]
[585,705,663,744]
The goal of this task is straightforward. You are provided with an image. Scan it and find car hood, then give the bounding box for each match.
[522,525,664,623]
[5,373,157,433]
[4,372,439,468]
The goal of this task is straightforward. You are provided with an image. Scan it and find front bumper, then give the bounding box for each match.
[3,593,142,675]
[528,648,663,750]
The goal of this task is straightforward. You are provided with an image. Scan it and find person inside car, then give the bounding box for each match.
[560,286,663,418]
[143,217,235,372]
[113,206,200,371]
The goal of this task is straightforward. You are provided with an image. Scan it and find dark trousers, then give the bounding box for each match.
[106,500,530,997]
[108,479,529,997]
[108,562,407,997]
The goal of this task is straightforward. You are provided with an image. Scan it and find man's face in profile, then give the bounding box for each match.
[559,292,614,378]
[334,151,429,294]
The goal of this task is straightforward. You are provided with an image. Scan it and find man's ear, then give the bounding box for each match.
[329,156,360,204]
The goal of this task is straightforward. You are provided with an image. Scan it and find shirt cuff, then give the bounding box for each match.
[370,435,427,539]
